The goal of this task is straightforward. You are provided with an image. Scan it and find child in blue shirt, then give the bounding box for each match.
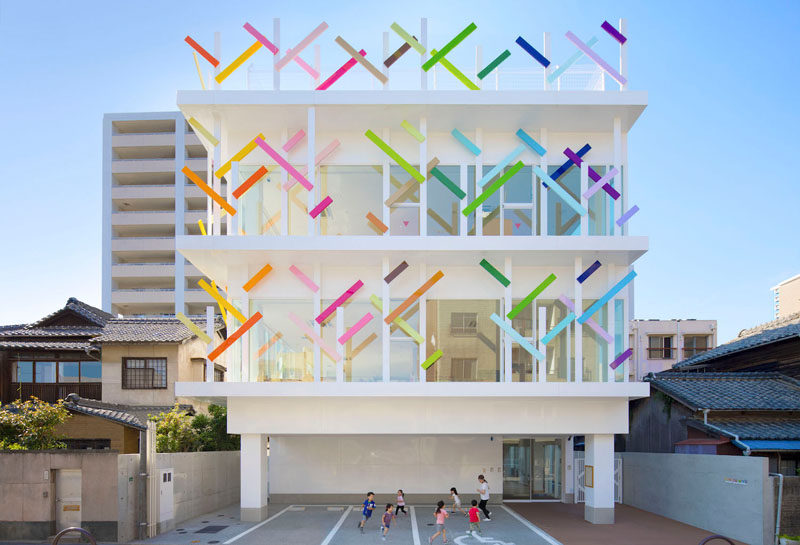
[358,492,376,533]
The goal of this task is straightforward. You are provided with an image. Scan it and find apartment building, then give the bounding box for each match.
[629,319,717,380]
[173,18,648,525]
[101,112,215,316]
[772,273,800,319]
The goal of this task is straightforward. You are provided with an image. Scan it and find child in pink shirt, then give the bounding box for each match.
[429,500,449,543]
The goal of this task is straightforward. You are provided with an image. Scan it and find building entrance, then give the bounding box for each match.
[502,437,562,500]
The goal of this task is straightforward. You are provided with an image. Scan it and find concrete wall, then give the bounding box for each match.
[776,476,800,536]
[621,452,772,545]
[268,435,501,504]
[0,451,119,541]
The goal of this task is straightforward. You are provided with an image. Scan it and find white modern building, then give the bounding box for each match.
[174,18,648,525]
[629,319,717,380]
[772,273,800,319]
[101,112,215,316]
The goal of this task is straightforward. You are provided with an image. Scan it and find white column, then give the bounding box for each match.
[307,107,316,235]
[382,257,390,382]
[503,257,512,382]
[579,162,588,236]
[475,45,482,87]
[606,263,616,383]
[174,116,186,314]
[619,18,627,91]
[382,128,390,231]
[539,128,548,236]
[419,117,427,236]
[584,434,615,524]
[205,305,214,382]
[459,163,468,235]
[565,436,575,502]
[213,32,221,90]
[272,19,280,91]
[212,116,222,235]
[418,263,427,382]
[313,263,321,381]
[313,44,321,89]
[537,306,546,383]
[613,117,622,236]
[336,308,344,383]
[229,161,239,235]
[475,129,483,236]
[240,433,268,522]
[574,256,583,383]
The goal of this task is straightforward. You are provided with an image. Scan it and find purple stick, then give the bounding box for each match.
[610,348,632,370]
[601,21,627,44]
[615,205,640,227]
[564,148,621,200]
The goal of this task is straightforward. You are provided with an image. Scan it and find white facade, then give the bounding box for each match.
[772,273,800,319]
[102,112,215,316]
[629,319,717,380]
[173,18,647,525]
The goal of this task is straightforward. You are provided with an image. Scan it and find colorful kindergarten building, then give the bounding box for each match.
[174,17,648,524]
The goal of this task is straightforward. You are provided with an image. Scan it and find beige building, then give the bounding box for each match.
[101,112,216,316]
[629,319,717,381]
[772,274,800,319]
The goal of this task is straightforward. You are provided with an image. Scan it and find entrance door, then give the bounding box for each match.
[503,437,562,500]
[55,469,82,531]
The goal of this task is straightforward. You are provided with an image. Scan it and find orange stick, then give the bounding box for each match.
[182,166,236,216]
[366,212,388,234]
[185,36,219,67]
[243,263,273,292]
[233,166,268,199]
[256,332,283,358]
[208,312,262,361]
[384,271,444,324]
[264,211,281,232]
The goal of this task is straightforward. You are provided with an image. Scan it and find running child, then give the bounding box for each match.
[467,500,482,536]
[396,489,407,515]
[379,504,395,541]
[449,487,467,516]
[429,500,449,544]
[358,492,375,533]
[476,475,491,521]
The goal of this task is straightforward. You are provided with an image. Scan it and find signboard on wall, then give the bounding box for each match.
[584,465,594,488]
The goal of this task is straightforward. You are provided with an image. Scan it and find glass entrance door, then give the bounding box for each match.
[503,437,562,500]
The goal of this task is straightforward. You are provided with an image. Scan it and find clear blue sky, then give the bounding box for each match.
[0,0,797,342]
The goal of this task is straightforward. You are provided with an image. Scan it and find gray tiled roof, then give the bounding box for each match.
[0,326,104,337]
[646,372,800,411]
[30,297,114,328]
[0,340,96,351]
[93,316,225,343]
[63,395,195,431]
[674,322,800,369]
[688,418,800,440]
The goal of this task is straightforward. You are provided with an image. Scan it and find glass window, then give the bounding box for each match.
[390,340,418,382]
[512,345,534,382]
[390,205,420,235]
[250,300,315,381]
[344,301,382,382]
[583,301,609,381]
[238,164,282,235]
[587,165,608,236]
[80,361,102,383]
[287,182,308,235]
[648,335,673,360]
[614,299,625,382]
[546,165,580,236]
[426,299,501,382]
[503,208,533,236]
[319,166,383,235]
[122,358,167,389]
[476,166,501,236]
[503,165,533,204]
[59,361,80,383]
[427,165,461,236]
[35,361,56,383]
[537,300,570,382]
[12,361,33,382]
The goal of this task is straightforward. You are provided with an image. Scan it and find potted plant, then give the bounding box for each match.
[779,536,800,545]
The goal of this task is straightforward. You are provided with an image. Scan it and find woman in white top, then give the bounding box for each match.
[476,474,491,520]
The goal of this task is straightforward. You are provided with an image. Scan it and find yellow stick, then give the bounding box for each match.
[198,279,246,323]
[192,52,207,90]
[176,312,212,344]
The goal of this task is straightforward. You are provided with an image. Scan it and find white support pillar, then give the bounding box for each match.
[584,434,615,524]
[212,116,222,235]
[537,306,546,383]
[382,128,391,231]
[624,272,631,382]
[459,163,468,236]
[229,161,239,235]
[618,18,627,91]
[539,128,548,236]
[313,263,321,381]
[336,308,344,383]
[272,19,280,91]
[313,44,321,89]
[419,117,427,236]
[240,433,268,522]
[418,263,427,382]
[606,263,616,383]
[542,32,551,90]
[503,257,513,382]
[205,305,214,382]
[579,162,588,236]
[613,117,622,236]
[574,256,583,383]
[382,257,390,382]
[475,45,482,87]
[565,436,575,503]
[307,107,316,235]
[475,128,483,236]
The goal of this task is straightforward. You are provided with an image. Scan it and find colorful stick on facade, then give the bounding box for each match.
[176,313,212,344]
[430,167,465,199]
[384,271,444,324]
[616,205,639,226]
[565,31,627,86]
[385,159,439,206]
[601,21,627,44]
[309,196,333,219]
[384,39,413,68]
[192,52,207,90]
[550,144,590,182]
[283,139,341,190]
[478,49,511,79]
[463,161,524,216]
[421,350,443,370]
[390,22,426,54]
[451,129,481,155]
[547,36,599,83]
[243,22,279,53]
[254,137,313,190]
[558,294,613,343]
[184,36,219,66]
[516,129,547,156]
[479,144,526,187]
[335,36,388,84]
[401,120,425,143]
[316,280,364,324]
[256,332,283,358]
[317,49,366,90]
[275,22,329,70]
[338,312,374,345]
[216,134,265,178]
[384,261,409,284]
[429,48,480,90]
[541,312,576,345]
[479,259,510,287]
[578,270,637,324]
[533,166,588,216]
[243,263,274,292]
[208,312,263,361]
[422,23,477,71]
[365,130,425,182]
[216,41,262,83]
[515,36,550,67]
[198,279,246,323]
[289,265,320,293]
[287,311,341,362]
[283,130,306,152]
[507,273,557,320]
[182,166,236,216]
[233,166,269,199]
[264,211,281,232]
[197,219,207,236]
[584,167,620,199]
[490,313,545,360]
[366,212,389,234]
[610,348,633,370]
[370,295,423,343]
[577,260,602,284]
[188,117,219,147]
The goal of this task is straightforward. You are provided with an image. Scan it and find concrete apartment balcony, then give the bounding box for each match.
[112,132,176,148]
[112,184,177,200]
[111,210,207,227]
[111,262,176,278]
[112,157,206,174]
[111,288,175,305]
[184,289,214,304]
[111,236,175,252]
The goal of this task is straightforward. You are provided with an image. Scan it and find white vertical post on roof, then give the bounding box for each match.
[574,255,583,384]
[273,19,280,91]
[543,32,551,91]
[619,18,627,91]
[383,31,389,90]
[503,257,513,382]
[419,117,427,236]
[205,305,214,382]
[307,107,316,236]
[475,45,482,87]
[213,32,221,90]
[313,44,321,89]
[420,18,428,91]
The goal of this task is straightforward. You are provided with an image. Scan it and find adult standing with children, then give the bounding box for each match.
[476,474,491,521]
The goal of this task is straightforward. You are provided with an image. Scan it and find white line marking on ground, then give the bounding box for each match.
[222,504,294,544]
[319,505,352,545]
[500,504,562,545]
[410,506,421,545]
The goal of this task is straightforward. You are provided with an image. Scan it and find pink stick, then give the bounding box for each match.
[283,129,306,152]
[338,312,374,344]
[255,137,312,191]
[275,22,328,70]
[309,195,333,219]
[243,22,279,54]
[288,312,341,362]
[316,280,364,324]
[289,265,319,292]
[317,49,366,90]
[284,140,341,190]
